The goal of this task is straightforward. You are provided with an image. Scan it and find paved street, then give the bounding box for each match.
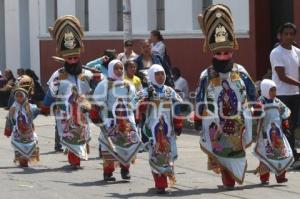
[0,108,300,199]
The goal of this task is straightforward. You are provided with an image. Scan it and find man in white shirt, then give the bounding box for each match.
[270,22,300,161]
[117,40,138,64]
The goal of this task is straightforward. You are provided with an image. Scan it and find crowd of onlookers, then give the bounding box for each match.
[86,30,189,100]
[0,68,45,108]
[0,69,15,107]
[0,30,190,109]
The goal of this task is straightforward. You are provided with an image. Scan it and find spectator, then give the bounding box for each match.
[124,60,142,91]
[17,68,25,77]
[86,49,117,77]
[273,32,299,49]
[25,69,45,107]
[0,69,16,107]
[270,22,300,162]
[150,30,173,72]
[117,40,138,64]
[172,67,189,101]
[150,30,166,58]
[0,70,6,88]
[135,39,174,88]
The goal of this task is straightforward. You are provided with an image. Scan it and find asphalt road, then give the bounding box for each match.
[0,108,300,199]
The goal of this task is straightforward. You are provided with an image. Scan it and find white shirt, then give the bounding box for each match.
[270,45,300,96]
[151,41,165,58]
[174,76,189,100]
[117,51,138,64]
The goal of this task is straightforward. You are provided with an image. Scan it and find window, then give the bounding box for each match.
[203,0,212,10]
[76,0,89,31]
[84,0,89,31]
[192,0,212,30]
[46,0,57,30]
[117,0,123,31]
[156,0,165,30]
[19,0,30,67]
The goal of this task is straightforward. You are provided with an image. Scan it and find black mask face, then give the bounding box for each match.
[212,58,234,73]
[64,61,82,75]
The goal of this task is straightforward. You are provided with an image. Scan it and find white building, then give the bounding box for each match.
[0,0,250,88]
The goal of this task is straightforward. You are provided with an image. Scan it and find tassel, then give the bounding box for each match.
[131,155,136,164]
[254,162,269,175]
[208,156,221,174]
[36,147,40,162]
[167,174,176,187]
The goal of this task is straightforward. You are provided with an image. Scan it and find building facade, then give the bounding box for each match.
[0,0,299,89]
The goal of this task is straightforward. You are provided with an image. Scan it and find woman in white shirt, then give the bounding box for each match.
[150,30,166,58]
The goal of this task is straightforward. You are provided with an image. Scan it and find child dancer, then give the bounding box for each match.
[254,79,294,184]
[4,87,40,167]
[134,64,183,194]
[92,59,141,181]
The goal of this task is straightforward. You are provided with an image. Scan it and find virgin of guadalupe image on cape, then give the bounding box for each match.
[62,86,89,145]
[108,99,139,148]
[215,80,244,158]
[151,116,171,166]
[265,122,287,160]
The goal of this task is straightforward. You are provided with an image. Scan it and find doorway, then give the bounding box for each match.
[270,0,294,46]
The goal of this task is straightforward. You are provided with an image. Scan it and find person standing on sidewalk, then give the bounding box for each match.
[150,30,166,59]
[270,22,300,162]
[117,40,138,64]
[124,60,142,91]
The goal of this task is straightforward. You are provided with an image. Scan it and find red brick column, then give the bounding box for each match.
[294,0,300,43]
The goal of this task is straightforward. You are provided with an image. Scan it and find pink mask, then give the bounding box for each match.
[213,52,233,60]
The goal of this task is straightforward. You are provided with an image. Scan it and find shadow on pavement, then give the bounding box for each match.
[8,165,83,174]
[70,180,130,187]
[105,184,286,198]
[39,151,64,155]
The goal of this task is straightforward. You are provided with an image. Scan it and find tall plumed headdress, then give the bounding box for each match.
[198,4,238,52]
[48,15,84,57]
